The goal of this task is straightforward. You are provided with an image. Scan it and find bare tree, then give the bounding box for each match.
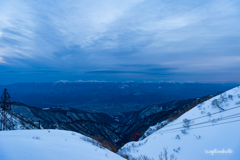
[159,147,177,160]
[211,99,224,111]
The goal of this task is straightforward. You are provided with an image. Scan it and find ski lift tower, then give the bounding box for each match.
[0,88,13,131]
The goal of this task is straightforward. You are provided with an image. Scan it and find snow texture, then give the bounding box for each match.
[0,130,125,160]
[119,86,240,160]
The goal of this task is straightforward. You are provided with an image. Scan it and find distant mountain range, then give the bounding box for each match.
[0,82,237,115]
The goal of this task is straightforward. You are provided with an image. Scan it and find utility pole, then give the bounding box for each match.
[134,132,140,141]
[39,119,41,129]
[0,88,13,131]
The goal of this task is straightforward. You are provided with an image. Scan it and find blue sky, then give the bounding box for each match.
[0,0,240,84]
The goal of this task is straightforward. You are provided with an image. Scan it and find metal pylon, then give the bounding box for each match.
[0,88,14,131]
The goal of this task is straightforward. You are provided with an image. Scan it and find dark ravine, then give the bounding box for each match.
[115,94,214,146]
[8,94,214,148]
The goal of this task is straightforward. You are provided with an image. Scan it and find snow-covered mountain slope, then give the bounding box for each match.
[0,111,39,130]
[118,86,240,160]
[0,130,125,160]
[11,103,122,143]
[115,97,212,146]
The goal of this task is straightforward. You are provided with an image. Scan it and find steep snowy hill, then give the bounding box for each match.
[11,103,122,143]
[118,86,240,160]
[0,130,125,160]
[115,96,214,146]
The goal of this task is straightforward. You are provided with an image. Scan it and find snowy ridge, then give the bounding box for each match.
[118,86,240,160]
[10,103,122,144]
[0,130,125,160]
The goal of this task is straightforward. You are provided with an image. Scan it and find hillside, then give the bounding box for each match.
[10,103,122,144]
[0,130,125,160]
[118,86,240,160]
[115,96,214,146]
[7,97,212,147]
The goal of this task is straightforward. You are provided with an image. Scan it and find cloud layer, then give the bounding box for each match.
[0,0,240,84]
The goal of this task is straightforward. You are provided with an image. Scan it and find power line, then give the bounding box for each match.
[162,105,240,129]
[159,119,240,134]
[162,112,240,132]
[158,112,240,134]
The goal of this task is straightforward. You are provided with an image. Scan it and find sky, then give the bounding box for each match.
[0,0,240,84]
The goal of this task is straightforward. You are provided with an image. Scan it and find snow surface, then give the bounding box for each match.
[0,130,125,160]
[119,86,240,160]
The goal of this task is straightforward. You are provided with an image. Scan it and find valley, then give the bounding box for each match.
[7,93,215,147]
[0,82,236,115]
